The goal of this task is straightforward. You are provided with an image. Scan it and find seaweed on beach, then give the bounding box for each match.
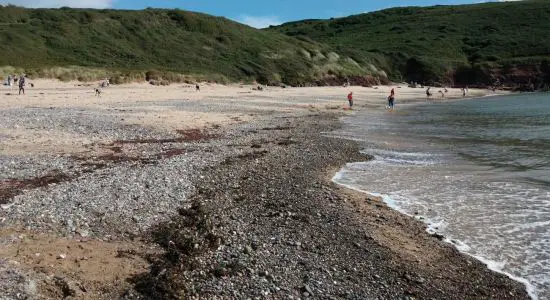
[129,200,221,299]
[262,125,293,131]
[112,137,187,145]
[111,129,218,145]
[0,171,72,204]
[73,153,156,168]
[175,129,219,142]
[156,148,188,159]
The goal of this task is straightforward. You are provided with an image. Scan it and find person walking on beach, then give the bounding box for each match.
[7,74,12,86]
[18,75,26,95]
[347,92,353,108]
[426,87,432,98]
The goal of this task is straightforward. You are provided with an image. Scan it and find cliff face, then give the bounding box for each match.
[452,63,550,91]
[492,64,550,91]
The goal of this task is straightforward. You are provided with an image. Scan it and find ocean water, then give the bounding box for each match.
[331,94,550,299]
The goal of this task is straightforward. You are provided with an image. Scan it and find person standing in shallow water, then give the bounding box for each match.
[347,92,353,108]
[387,88,395,109]
[18,75,26,95]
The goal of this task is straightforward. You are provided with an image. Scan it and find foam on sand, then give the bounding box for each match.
[332,169,538,299]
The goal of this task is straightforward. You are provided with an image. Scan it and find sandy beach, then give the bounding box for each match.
[0,80,504,157]
[0,81,525,299]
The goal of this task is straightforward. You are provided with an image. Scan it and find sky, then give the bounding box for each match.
[0,0,521,28]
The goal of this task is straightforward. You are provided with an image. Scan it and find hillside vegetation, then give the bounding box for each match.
[0,5,379,85]
[271,0,550,88]
[1,2,549,88]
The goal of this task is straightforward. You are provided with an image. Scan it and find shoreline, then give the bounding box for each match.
[331,177,538,300]
[129,112,527,299]
[0,84,529,298]
[329,93,538,299]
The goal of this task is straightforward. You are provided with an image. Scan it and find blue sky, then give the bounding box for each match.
[1,0,520,28]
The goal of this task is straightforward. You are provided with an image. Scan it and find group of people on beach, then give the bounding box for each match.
[346,84,470,110]
[425,86,469,99]
[347,87,396,110]
[3,74,28,95]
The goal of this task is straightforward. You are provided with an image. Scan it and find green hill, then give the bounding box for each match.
[2,2,549,88]
[271,0,550,88]
[0,5,379,86]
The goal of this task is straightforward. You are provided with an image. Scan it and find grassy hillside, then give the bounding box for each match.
[0,5,377,85]
[271,0,550,88]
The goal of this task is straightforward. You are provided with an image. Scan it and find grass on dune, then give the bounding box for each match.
[0,5,377,85]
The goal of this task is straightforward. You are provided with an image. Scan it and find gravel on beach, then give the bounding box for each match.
[0,100,529,299]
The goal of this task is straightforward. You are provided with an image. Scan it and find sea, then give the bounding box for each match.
[331,93,550,299]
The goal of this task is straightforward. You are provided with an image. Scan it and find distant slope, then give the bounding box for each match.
[0,6,379,85]
[271,1,550,88]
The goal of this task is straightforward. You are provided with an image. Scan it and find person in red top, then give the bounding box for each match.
[347,92,353,108]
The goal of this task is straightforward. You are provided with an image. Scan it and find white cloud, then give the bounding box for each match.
[0,0,114,8]
[237,15,282,29]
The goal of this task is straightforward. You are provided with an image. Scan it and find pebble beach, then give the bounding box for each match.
[0,81,525,299]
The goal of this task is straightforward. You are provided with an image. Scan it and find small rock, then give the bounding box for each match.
[24,280,38,296]
[414,276,426,284]
[433,233,445,241]
[302,284,314,296]
[1,203,14,210]
[77,229,90,238]
[57,254,67,260]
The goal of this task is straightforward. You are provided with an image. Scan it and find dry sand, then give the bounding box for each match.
[1,79,507,157]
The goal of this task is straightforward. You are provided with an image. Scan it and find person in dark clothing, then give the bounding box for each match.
[387,88,395,109]
[387,95,395,109]
[18,75,26,95]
